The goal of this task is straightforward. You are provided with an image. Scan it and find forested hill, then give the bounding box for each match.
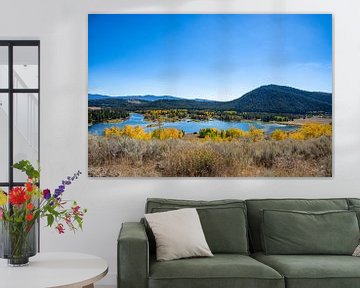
[222,85,332,113]
[88,84,332,114]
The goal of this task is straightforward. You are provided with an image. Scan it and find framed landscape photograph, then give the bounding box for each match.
[88,14,332,177]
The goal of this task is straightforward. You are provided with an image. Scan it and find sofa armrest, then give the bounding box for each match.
[118,222,149,288]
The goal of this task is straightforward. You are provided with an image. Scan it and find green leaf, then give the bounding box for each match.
[13,160,40,180]
[47,214,54,227]
[46,205,60,217]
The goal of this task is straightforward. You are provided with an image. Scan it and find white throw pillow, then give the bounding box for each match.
[353,244,360,256]
[145,208,213,261]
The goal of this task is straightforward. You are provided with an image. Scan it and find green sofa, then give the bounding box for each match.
[118,198,360,288]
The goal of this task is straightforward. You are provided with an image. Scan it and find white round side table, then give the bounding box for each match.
[0,252,108,288]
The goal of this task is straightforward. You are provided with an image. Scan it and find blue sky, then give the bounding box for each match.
[88,14,332,100]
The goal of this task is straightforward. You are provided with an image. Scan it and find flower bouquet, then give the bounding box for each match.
[0,160,87,266]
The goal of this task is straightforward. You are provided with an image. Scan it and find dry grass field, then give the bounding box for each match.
[88,135,332,177]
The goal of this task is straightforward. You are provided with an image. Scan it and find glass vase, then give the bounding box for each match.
[0,220,37,266]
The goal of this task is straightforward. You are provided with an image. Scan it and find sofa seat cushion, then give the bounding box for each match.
[149,254,284,288]
[252,252,360,288]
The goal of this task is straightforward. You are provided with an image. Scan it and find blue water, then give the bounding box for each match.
[88,113,298,136]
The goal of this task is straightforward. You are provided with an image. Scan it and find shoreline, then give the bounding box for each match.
[280,117,332,126]
[88,114,331,136]
[90,111,331,126]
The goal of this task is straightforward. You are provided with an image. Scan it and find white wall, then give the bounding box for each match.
[1,0,360,286]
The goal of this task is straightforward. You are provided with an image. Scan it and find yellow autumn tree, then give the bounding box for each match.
[226,128,248,139]
[288,131,305,140]
[298,123,332,139]
[151,128,184,140]
[103,126,123,137]
[271,129,288,141]
[131,126,152,140]
[103,125,151,140]
[199,128,220,139]
[248,126,264,142]
[288,123,332,140]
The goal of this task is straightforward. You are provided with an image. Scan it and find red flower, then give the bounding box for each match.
[26,214,33,221]
[24,193,31,201]
[56,223,65,234]
[9,187,26,205]
[26,203,34,210]
[25,182,33,192]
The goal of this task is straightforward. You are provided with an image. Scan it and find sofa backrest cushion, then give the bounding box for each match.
[145,198,249,254]
[347,199,360,228]
[246,198,349,252]
[261,209,359,255]
[348,198,360,207]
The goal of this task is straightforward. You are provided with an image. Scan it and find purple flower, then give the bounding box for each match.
[54,189,63,198]
[43,189,51,200]
[54,171,82,199]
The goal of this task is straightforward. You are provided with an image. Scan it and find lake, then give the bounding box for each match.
[88,113,298,136]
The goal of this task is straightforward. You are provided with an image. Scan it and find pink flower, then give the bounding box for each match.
[0,208,3,220]
[72,205,80,215]
[56,223,65,234]
[65,214,71,225]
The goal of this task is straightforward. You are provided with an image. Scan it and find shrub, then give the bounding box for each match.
[162,143,228,176]
[88,135,332,177]
[252,141,276,168]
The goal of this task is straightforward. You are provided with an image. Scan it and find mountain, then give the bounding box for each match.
[88,85,332,114]
[113,95,181,101]
[88,94,214,102]
[222,85,332,113]
[193,98,215,102]
[88,94,111,100]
